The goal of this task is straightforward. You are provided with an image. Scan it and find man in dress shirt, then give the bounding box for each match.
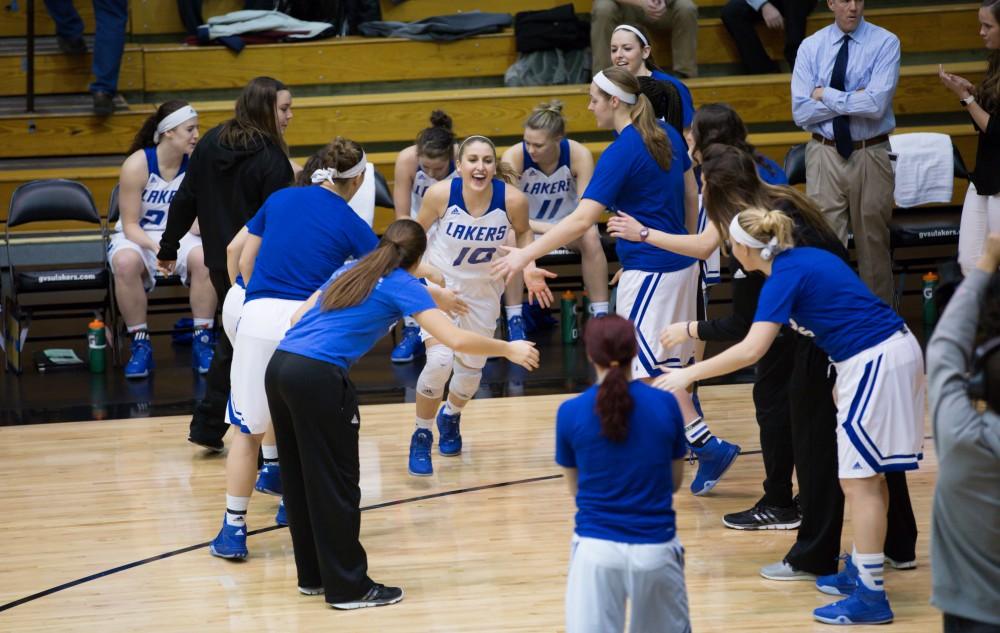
[791,0,900,305]
[721,0,817,74]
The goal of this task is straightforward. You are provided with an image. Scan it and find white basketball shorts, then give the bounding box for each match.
[107,230,201,290]
[221,282,246,344]
[420,282,500,370]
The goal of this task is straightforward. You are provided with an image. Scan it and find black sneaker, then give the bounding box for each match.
[187,434,225,453]
[723,502,801,530]
[57,36,87,55]
[328,583,403,610]
[92,91,114,117]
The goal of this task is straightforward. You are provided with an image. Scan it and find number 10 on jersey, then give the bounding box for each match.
[452,246,497,266]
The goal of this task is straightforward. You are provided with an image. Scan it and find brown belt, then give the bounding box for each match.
[811,133,890,149]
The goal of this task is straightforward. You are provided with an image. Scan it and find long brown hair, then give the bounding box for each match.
[320,219,427,311]
[294,137,364,187]
[596,67,672,172]
[584,315,637,443]
[458,135,519,184]
[128,100,189,154]
[978,0,1000,113]
[691,103,777,179]
[700,144,836,246]
[218,76,289,156]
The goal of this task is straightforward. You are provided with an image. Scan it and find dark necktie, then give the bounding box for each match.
[830,35,853,159]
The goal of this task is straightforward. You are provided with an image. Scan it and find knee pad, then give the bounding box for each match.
[416,344,453,399]
[448,361,483,402]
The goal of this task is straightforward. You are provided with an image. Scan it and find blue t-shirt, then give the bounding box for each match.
[754,247,904,362]
[650,69,694,129]
[584,122,694,273]
[244,186,378,302]
[277,265,437,369]
[555,382,687,544]
[757,155,788,185]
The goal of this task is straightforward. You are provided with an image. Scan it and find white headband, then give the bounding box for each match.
[613,24,649,47]
[154,106,197,143]
[311,152,368,183]
[728,214,778,251]
[593,71,637,105]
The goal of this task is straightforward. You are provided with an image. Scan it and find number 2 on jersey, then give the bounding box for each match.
[452,246,497,266]
[139,209,166,228]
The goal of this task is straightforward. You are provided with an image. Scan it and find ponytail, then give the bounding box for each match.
[320,219,426,310]
[583,315,638,443]
[597,67,672,172]
[496,161,519,185]
[732,207,797,258]
[128,100,189,155]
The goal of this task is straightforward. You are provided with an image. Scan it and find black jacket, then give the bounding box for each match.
[158,125,293,271]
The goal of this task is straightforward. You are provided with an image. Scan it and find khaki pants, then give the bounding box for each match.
[590,0,699,78]
[805,140,895,305]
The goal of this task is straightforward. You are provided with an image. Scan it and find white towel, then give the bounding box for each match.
[889,133,954,208]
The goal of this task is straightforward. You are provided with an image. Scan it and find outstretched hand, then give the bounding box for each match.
[524,266,558,308]
[492,244,531,283]
[505,340,540,370]
[434,287,469,317]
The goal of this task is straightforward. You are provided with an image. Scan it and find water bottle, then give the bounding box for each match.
[561,290,578,345]
[922,271,938,341]
[88,319,106,374]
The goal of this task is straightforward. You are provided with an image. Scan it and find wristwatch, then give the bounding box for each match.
[960,95,976,107]
[639,227,650,242]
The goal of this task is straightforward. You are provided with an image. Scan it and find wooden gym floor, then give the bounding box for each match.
[0,386,941,632]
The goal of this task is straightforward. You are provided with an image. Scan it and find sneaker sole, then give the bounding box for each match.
[391,356,415,364]
[254,485,282,496]
[187,437,225,453]
[329,594,403,610]
[723,518,801,530]
[760,570,817,581]
[438,447,461,457]
[408,468,433,477]
[298,586,323,596]
[209,545,247,560]
[886,558,917,570]
[816,585,852,597]
[814,614,893,625]
[125,371,150,379]
[691,446,741,496]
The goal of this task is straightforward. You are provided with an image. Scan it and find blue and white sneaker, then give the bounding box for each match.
[408,428,433,476]
[817,555,859,596]
[124,337,154,379]
[436,407,462,456]
[391,326,424,364]
[506,315,527,342]
[255,463,282,496]
[813,584,894,625]
[192,327,215,374]
[689,437,740,496]
[275,499,288,526]
[209,517,248,560]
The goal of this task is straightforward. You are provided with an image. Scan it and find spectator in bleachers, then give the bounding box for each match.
[591,0,699,78]
[158,76,295,452]
[43,0,127,116]
[721,0,816,75]
[939,0,1000,276]
[791,0,900,305]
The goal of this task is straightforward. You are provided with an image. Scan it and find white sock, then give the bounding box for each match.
[505,304,523,319]
[193,317,214,330]
[443,400,465,416]
[261,444,278,463]
[415,416,434,431]
[853,547,885,592]
[225,494,250,526]
[127,323,148,334]
[684,417,713,448]
[403,316,418,329]
[588,301,609,317]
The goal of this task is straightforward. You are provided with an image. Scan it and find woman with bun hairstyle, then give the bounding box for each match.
[657,207,925,626]
[558,315,695,633]
[265,219,539,610]
[110,100,215,379]
[390,110,459,363]
[501,100,608,329]
[609,23,694,130]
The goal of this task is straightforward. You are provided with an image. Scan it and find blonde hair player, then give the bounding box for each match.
[500,100,608,329]
[407,135,555,476]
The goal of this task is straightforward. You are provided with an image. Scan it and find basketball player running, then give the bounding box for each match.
[657,208,925,626]
[501,100,609,322]
[494,68,741,495]
[110,101,216,379]
[408,135,555,477]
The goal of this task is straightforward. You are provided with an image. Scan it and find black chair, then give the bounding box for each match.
[373,169,393,209]
[3,179,113,373]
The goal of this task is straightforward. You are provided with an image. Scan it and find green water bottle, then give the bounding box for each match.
[88,319,106,374]
[561,290,578,345]
[922,271,938,341]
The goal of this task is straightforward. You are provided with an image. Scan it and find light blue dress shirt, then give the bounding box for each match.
[791,18,900,141]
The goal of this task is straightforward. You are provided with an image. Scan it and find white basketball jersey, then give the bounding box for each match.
[427,178,511,296]
[116,147,188,233]
[519,139,577,223]
[410,160,457,218]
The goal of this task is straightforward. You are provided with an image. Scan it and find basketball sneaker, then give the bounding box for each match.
[813,584,893,625]
[689,437,740,496]
[391,326,423,363]
[886,556,917,570]
[759,560,817,581]
[209,517,248,560]
[255,463,282,496]
[124,337,154,379]
[408,428,433,476]
[328,583,404,610]
[723,501,801,530]
[192,327,215,374]
[275,499,288,526]
[506,315,527,342]
[298,585,323,596]
[436,408,462,456]
[816,554,859,596]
